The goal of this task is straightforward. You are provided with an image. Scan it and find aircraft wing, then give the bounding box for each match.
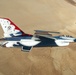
[34,30,60,39]
[35,30,60,34]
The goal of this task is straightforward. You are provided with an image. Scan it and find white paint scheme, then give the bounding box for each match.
[0,18,22,37]
[6,42,14,47]
[55,36,75,46]
[5,41,18,47]
[4,40,40,47]
[55,40,69,46]
[20,39,41,46]
[0,18,76,51]
[0,18,41,50]
[60,36,75,40]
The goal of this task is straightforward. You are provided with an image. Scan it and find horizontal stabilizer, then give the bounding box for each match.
[21,46,32,52]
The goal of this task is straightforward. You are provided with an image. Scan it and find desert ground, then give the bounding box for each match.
[0,0,76,75]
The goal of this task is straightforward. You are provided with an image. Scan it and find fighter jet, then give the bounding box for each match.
[0,18,76,52]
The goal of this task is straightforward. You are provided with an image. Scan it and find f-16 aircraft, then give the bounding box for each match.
[0,18,76,52]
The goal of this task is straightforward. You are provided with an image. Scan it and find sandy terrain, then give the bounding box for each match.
[0,0,76,75]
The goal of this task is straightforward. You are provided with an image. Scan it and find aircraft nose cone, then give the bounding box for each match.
[74,39,76,42]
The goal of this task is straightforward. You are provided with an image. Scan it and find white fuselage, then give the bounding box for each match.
[0,36,41,47]
[0,35,76,48]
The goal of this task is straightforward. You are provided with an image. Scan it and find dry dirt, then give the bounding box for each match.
[0,0,76,75]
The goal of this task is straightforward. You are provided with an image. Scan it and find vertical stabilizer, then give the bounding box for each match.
[0,18,32,37]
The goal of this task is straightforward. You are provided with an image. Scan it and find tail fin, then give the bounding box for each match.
[0,18,32,37]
